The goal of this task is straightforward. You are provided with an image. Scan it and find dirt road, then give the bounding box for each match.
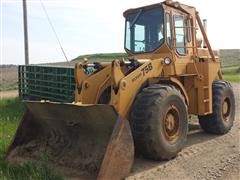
[0,90,18,99]
[127,83,240,180]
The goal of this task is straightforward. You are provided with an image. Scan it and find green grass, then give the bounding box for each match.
[223,74,240,82]
[222,66,239,74]
[222,65,240,82]
[0,98,24,154]
[0,98,63,180]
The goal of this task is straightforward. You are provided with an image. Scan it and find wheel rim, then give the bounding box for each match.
[163,105,180,142]
[222,97,231,121]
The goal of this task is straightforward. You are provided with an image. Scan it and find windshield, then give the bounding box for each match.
[125,7,164,53]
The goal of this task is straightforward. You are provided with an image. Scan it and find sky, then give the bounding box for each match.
[1,0,240,65]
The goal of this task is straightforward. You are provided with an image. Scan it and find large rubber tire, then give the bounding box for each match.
[130,84,188,160]
[198,80,235,134]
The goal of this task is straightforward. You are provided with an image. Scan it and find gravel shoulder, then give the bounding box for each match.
[127,83,240,180]
[0,90,18,99]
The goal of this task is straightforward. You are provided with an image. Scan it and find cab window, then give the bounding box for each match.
[166,13,172,48]
[174,15,186,55]
[125,7,164,53]
[186,18,191,42]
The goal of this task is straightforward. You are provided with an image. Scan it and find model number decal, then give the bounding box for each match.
[141,63,153,76]
[132,63,153,82]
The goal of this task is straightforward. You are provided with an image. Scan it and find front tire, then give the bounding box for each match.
[130,84,188,160]
[198,80,235,134]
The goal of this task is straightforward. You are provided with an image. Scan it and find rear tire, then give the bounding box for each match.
[130,84,188,160]
[198,80,235,134]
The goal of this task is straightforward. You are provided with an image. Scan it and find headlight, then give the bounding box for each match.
[164,57,172,65]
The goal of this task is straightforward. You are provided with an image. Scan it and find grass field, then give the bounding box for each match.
[0,66,18,92]
[0,98,63,180]
[223,74,240,82]
[220,49,240,67]
[222,66,240,82]
[220,49,240,82]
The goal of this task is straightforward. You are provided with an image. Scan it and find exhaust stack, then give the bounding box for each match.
[203,19,207,48]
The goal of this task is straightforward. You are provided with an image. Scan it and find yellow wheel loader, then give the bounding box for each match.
[6,1,235,179]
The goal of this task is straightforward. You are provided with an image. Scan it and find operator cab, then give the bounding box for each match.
[123,2,193,58]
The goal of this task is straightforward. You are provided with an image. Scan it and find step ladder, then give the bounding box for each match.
[198,85,211,115]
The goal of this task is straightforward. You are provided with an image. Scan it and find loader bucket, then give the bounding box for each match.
[5,101,134,179]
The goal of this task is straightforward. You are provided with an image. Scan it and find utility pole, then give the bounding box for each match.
[22,0,29,64]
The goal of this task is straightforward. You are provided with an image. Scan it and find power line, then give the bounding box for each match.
[39,0,70,65]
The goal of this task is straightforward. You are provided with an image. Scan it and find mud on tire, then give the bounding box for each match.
[198,80,235,134]
[130,84,188,160]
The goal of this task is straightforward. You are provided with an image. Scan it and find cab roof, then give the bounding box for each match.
[123,0,196,17]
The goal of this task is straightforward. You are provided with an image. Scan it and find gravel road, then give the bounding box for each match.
[127,83,240,180]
